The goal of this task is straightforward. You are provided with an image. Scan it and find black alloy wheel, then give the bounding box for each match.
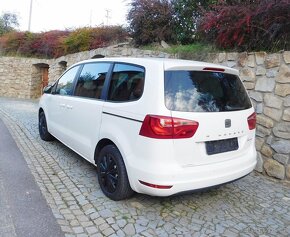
[99,153,118,193]
[97,145,134,200]
[39,111,54,141]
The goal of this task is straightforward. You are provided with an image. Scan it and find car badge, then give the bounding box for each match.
[225,119,231,128]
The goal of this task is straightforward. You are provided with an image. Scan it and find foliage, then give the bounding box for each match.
[140,42,216,60]
[127,0,217,45]
[172,0,217,44]
[127,0,176,46]
[198,0,290,51]
[63,26,127,54]
[63,28,92,53]
[0,32,36,56]
[0,30,69,57]
[0,26,128,58]
[0,13,19,36]
[163,43,214,54]
[31,31,70,58]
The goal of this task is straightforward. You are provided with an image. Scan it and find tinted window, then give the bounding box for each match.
[164,71,252,112]
[75,63,110,99]
[55,66,80,96]
[108,64,145,102]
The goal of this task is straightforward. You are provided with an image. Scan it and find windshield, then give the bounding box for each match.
[164,70,252,112]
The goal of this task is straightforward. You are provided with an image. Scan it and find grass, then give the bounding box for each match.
[166,43,214,54]
[140,43,219,60]
[140,43,216,53]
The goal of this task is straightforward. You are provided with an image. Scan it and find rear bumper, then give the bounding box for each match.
[128,148,257,196]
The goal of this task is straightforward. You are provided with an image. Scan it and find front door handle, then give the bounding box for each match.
[66,105,73,109]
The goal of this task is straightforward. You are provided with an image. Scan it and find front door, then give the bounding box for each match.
[47,65,80,141]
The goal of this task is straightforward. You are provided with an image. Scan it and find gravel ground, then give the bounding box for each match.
[0,97,289,237]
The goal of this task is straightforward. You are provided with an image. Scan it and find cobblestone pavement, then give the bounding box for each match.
[0,97,289,237]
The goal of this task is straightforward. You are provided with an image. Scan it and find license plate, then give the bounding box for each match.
[206,138,239,155]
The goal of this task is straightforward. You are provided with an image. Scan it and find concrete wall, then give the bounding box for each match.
[0,46,289,181]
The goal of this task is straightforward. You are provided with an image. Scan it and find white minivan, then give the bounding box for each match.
[39,58,257,200]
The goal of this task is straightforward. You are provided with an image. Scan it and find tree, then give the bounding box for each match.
[172,0,217,44]
[0,13,19,36]
[127,0,176,46]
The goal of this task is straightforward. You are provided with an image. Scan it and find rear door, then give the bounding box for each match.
[164,69,255,166]
[101,63,146,159]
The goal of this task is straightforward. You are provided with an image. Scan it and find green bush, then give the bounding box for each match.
[63,28,92,54]
[172,0,217,44]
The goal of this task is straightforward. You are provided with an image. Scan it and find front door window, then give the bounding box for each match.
[55,66,80,96]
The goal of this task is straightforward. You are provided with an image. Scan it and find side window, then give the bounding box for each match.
[108,63,145,102]
[74,63,110,99]
[55,66,80,96]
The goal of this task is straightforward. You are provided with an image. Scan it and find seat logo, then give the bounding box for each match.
[225,119,231,128]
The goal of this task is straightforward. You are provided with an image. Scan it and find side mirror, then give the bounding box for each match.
[43,85,53,94]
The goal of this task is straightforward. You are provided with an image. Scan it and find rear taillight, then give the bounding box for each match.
[247,112,256,130]
[139,115,199,139]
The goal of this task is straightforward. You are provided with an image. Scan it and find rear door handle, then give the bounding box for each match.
[59,103,66,108]
[66,105,73,109]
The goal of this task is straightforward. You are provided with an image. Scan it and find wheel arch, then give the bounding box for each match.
[95,139,134,200]
[39,107,44,116]
[94,138,116,164]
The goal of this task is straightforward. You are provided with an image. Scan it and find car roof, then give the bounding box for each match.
[72,57,239,75]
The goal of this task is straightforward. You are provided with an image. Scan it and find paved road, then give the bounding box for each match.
[0,97,289,237]
[0,116,64,237]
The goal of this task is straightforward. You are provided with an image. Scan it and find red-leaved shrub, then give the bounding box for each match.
[31,31,70,58]
[0,26,128,58]
[198,0,290,51]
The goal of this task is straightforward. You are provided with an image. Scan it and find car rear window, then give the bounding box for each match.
[164,70,252,112]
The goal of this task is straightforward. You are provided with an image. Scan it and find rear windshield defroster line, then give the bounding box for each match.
[164,71,252,112]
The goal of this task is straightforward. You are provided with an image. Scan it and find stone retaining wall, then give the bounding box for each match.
[48,44,172,83]
[0,46,289,181]
[0,44,172,98]
[0,57,50,98]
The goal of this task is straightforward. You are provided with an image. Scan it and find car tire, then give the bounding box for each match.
[39,111,54,141]
[97,145,134,201]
